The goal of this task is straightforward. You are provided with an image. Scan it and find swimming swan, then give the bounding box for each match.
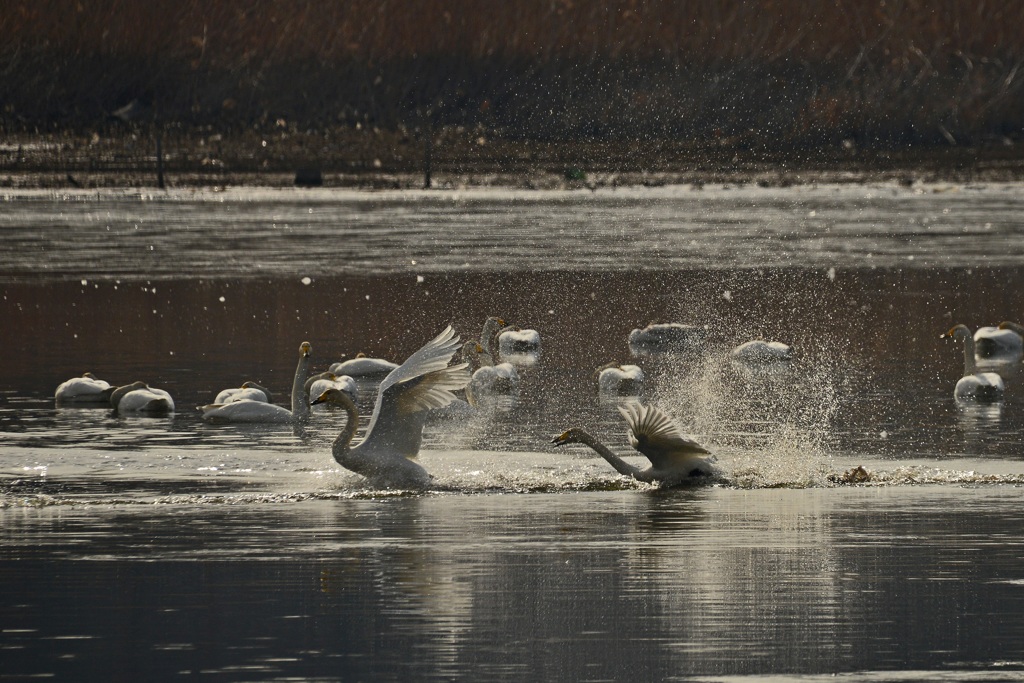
[941,325,1005,402]
[55,372,114,405]
[461,341,520,406]
[199,342,313,423]
[110,381,175,414]
[214,381,274,404]
[597,363,644,395]
[311,326,471,489]
[479,316,508,358]
[552,402,714,486]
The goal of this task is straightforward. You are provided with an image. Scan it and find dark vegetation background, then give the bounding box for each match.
[3,0,1024,185]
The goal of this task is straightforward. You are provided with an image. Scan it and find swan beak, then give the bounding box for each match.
[310,390,328,406]
[300,341,312,357]
[551,432,569,446]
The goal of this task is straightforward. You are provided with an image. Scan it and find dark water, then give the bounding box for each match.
[3,184,1024,680]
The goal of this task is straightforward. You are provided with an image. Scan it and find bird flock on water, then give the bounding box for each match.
[54,317,1021,490]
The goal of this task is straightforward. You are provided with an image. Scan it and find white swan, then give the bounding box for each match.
[214,381,274,404]
[731,340,793,362]
[942,325,1005,402]
[305,372,358,403]
[110,381,175,414]
[999,320,1024,336]
[973,324,1023,361]
[628,323,706,354]
[460,341,519,406]
[497,327,541,357]
[199,342,313,423]
[597,363,644,395]
[55,372,114,405]
[552,402,714,486]
[328,353,398,378]
[479,316,508,358]
[311,326,470,489]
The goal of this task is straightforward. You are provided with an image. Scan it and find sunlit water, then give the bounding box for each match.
[3,183,1024,680]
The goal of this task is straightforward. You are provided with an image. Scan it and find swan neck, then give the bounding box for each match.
[575,431,646,480]
[331,392,360,462]
[291,353,313,421]
[961,332,977,374]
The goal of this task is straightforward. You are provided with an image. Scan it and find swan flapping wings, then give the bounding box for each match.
[618,402,710,469]
[361,325,471,455]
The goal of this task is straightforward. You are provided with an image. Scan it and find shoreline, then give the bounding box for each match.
[2,131,1023,190]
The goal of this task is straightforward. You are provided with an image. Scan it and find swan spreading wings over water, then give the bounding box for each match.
[552,402,714,486]
[312,326,471,489]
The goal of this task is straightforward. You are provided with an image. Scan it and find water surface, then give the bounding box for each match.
[3,183,1024,680]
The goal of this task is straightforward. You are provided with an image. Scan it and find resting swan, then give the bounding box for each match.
[110,381,175,414]
[199,342,313,423]
[214,381,274,404]
[328,353,398,378]
[973,324,1023,361]
[597,363,644,395]
[55,372,114,405]
[942,325,1005,402]
[628,323,707,355]
[461,341,519,406]
[731,340,793,362]
[305,372,358,403]
[311,326,470,489]
[552,402,714,486]
[497,327,541,357]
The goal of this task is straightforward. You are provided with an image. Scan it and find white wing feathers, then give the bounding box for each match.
[618,402,709,466]
[362,326,471,448]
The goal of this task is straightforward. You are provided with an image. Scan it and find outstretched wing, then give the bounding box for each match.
[361,326,471,456]
[618,402,709,468]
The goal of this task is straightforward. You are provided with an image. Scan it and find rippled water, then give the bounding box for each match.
[3,183,1024,680]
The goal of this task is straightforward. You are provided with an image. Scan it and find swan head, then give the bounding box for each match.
[310,387,351,408]
[299,341,312,357]
[941,324,972,341]
[551,428,587,447]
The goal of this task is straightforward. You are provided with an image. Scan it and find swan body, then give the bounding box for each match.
[461,341,520,406]
[552,402,713,486]
[200,342,313,423]
[328,354,398,378]
[110,381,175,414]
[55,373,114,404]
[312,326,471,489]
[497,327,541,356]
[942,325,1005,402]
[974,324,1024,360]
[597,364,644,395]
[214,382,273,404]
[731,340,793,362]
[629,323,706,354]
